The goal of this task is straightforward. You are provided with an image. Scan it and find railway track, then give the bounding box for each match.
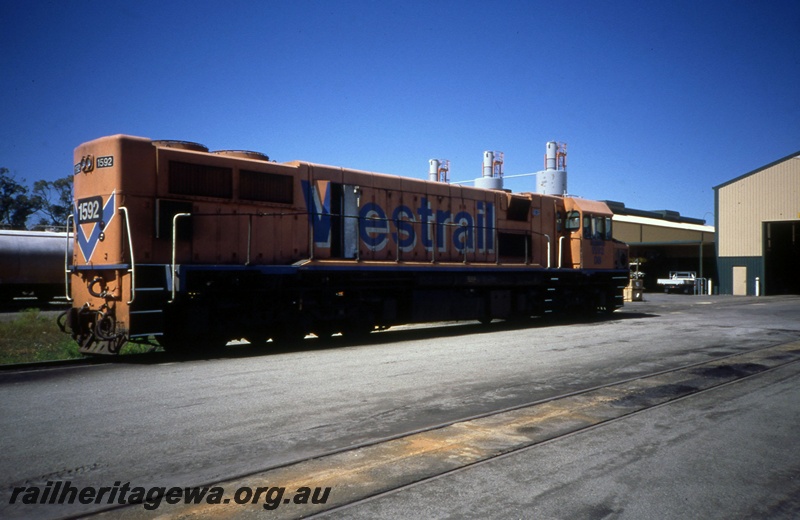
[78,339,800,519]
[0,357,110,372]
[0,315,624,374]
[0,350,166,373]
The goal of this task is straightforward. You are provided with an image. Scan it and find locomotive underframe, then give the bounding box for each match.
[65,262,628,355]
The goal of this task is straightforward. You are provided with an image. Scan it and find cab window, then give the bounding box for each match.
[595,216,606,238]
[582,214,612,240]
[565,211,580,231]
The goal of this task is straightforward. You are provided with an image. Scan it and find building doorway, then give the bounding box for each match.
[764,221,800,295]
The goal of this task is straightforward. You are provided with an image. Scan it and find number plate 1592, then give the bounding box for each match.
[96,156,114,168]
[77,196,103,224]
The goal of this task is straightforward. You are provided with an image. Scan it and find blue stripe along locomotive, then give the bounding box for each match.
[61,135,629,355]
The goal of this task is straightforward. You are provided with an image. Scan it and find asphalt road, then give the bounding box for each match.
[325,356,800,520]
[1,293,798,519]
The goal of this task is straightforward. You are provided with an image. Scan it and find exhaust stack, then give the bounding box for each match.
[475,151,504,190]
[428,159,450,183]
[536,141,567,196]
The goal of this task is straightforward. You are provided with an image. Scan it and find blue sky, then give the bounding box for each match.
[2,0,798,225]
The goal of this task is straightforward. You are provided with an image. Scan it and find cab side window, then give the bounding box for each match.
[565,211,581,231]
[595,216,605,239]
[582,214,612,240]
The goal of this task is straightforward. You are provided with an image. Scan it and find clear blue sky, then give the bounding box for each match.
[2,0,798,224]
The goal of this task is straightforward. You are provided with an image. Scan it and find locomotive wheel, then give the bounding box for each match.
[245,337,271,348]
[159,332,227,355]
[311,320,340,342]
[157,334,192,354]
[158,332,212,354]
[310,329,333,340]
[342,321,374,338]
[269,325,306,345]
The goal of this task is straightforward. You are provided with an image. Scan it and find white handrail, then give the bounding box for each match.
[170,213,192,302]
[64,214,73,301]
[119,207,136,304]
[544,234,551,268]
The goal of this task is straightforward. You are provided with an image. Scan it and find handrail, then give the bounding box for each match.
[119,207,136,304]
[170,213,192,302]
[355,187,361,262]
[523,234,529,265]
[246,214,253,265]
[163,210,578,267]
[462,222,468,264]
[64,214,73,302]
[494,225,499,266]
[544,234,551,268]
[309,211,315,261]
[430,220,436,264]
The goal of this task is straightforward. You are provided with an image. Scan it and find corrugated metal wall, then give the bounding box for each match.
[717,156,800,257]
[613,221,640,244]
[715,153,800,294]
[717,256,763,296]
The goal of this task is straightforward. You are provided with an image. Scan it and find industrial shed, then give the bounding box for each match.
[604,201,716,292]
[713,150,800,295]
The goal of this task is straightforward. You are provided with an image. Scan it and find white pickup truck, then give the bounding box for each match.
[657,271,697,293]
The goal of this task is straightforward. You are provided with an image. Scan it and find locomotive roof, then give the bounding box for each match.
[566,198,613,216]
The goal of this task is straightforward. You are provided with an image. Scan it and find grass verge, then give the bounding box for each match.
[0,309,159,364]
[0,309,82,364]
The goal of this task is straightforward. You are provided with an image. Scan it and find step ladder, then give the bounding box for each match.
[128,264,172,340]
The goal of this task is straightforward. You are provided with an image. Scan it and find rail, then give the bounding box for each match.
[170,213,192,302]
[544,234,551,268]
[119,207,136,304]
[246,214,253,265]
[64,214,73,302]
[163,210,599,269]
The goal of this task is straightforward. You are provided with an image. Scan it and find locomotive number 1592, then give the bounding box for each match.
[76,196,103,224]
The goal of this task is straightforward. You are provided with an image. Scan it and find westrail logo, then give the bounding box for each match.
[74,191,116,262]
[301,180,495,254]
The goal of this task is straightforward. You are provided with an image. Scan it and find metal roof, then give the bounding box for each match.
[602,200,708,226]
[612,213,715,234]
[713,151,800,191]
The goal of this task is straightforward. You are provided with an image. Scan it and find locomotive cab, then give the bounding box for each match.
[563,198,626,271]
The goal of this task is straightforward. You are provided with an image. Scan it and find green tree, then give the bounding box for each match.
[32,175,73,228]
[0,167,42,229]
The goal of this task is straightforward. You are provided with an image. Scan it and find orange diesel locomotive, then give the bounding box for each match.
[61,135,629,355]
